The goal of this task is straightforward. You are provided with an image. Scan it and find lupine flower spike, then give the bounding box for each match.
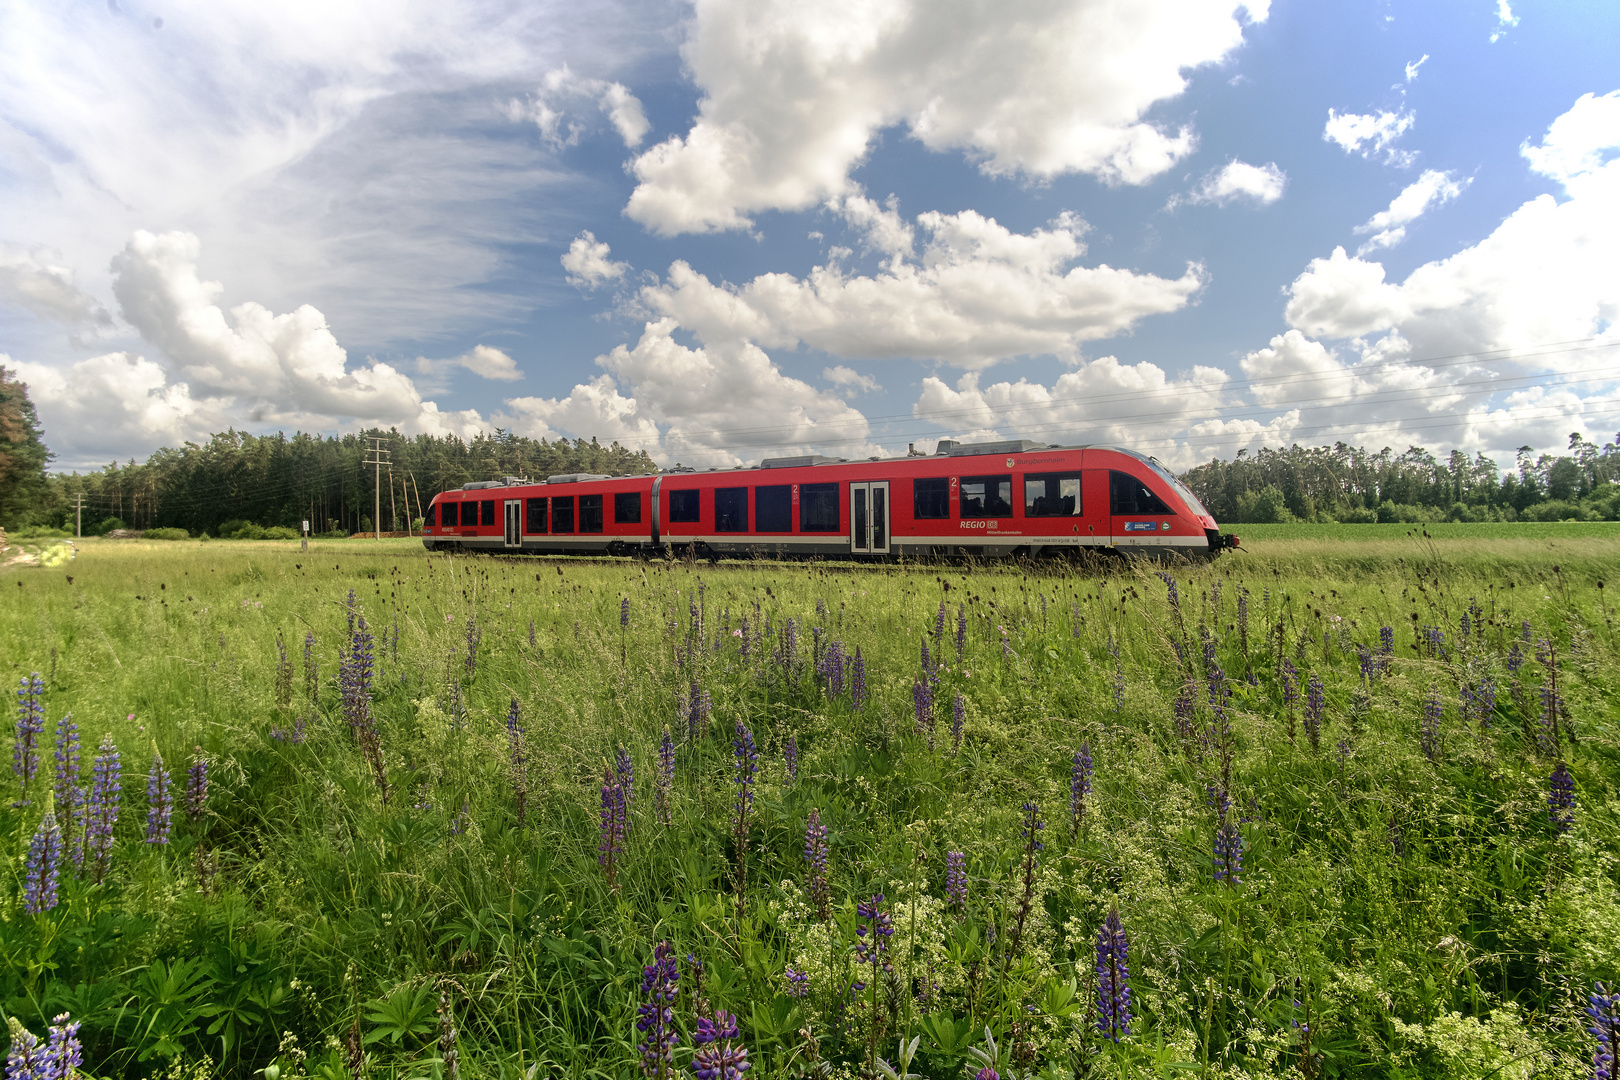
[615,743,635,820]
[598,761,627,891]
[1549,761,1575,833]
[1095,907,1131,1042]
[14,673,45,803]
[5,1013,82,1080]
[24,806,64,914]
[655,727,675,827]
[1070,743,1093,839]
[508,699,528,827]
[53,712,82,865]
[85,734,121,883]
[945,850,967,918]
[145,748,172,844]
[636,941,680,1080]
[691,1009,749,1080]
[851,647,867,711]
[731,722,759,915]
[804,808,831,921]
[1587,982,1619,1080]
[1214,821,1243,885]
[185,749,208,821]
[783,734,798,783]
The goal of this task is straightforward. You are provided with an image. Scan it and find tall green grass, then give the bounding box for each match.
[2,534,1617,1079]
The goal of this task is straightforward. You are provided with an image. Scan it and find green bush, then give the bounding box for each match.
[1335,505,1378,524]
[263,526,299,540]
[143,527,191,540]
[94,517,127,536]
[1522,500,1585,522]
[7,526,71,539]
[217,519,267,540]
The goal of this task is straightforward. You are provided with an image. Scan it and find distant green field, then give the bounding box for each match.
[1231,520,1620,541]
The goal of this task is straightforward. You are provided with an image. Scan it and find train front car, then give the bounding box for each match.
[1091,447,1238,560]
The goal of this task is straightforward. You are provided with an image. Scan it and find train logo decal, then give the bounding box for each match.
[1124,521,1157,532]
[1006,457,1015,467]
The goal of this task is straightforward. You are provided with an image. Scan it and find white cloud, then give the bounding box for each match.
[561,231,630,289]
[505,318,878,467]
[1354,169,1471,253]
[823,365,881,393]
[1287,91,1620,362]
[1323,108,1416,164]
[1175,160,1287,207]
[642,204,1204,369]
[1404,54,1429,82]
[0,250,113,327]
[1490,0,1519,43]
[458,345,523,381]
[624,0,1268,235]
[1520,90,1620,186]
[10,351,218,462]
[506,65,651,149]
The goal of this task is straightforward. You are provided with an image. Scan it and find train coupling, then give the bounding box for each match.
[1207,531,1241,553]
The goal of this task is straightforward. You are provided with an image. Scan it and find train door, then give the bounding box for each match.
[503,500,522,549]
[850,481,890,554]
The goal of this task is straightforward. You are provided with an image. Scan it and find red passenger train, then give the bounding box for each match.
[421,439,1239,561]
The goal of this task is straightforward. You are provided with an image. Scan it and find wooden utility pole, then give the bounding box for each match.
[363,437,391,540]
[73,493,85,538]
[388,466,398,535]
[409,471,425,529]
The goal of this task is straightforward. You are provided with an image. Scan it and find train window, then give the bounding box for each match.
[755,485,791,531]
[914,478,950,519]
[580,494,604,533]
[800,483,839,531]
[526,498,548,534]
[441,502,458,527]
[1024,473,1082,517]
[424,503,437,527]
[668,489,700,523]
[1109,471,1171,515]
[715,487,748,532]
[614,492,642,524]
[552,496,576,533]
[480,500,495,526]
[960,475,1013,518]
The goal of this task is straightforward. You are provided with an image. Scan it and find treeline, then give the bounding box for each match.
[39,428,657,536]
[1181,435,1620,524]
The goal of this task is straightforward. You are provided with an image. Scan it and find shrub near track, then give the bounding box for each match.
[1,536,1617,1079]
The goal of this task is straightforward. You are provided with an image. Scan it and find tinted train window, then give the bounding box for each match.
[440,502,457,527]
[614,492,642,524]
[526,498,548,533]
[914,478,950,519]
[552,496,575,533]
[1109,471,1171,515]
[715,487,748,532]
[1024,473,1082,517]
[423,504,436,527]
[800,483,839,532]
[960,475,1012,518]
[668,489,700,523]
[579,494,604,533]
[756,485,791,531]
[480,500,495,526]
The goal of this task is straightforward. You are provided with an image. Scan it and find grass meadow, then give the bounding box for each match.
[3,527,1618,1080]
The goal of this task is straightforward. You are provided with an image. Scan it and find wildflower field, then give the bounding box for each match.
[3,532,1619,1080]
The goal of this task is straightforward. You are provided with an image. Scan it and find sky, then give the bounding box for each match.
[2,0,1617,472]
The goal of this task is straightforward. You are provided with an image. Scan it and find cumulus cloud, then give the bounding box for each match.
[1490,0,1519,43]
[417,345,524,382]
[1287,91,1620,361]
[506,65,651,149]
[641,203,1204,369]
[1174,160,1287,207]
[1404,54,1429,82]
[9,351,218,460]
[0,251,113,327]
[824,365,881,394]
[625,0,1268,235]
[1354,169,1471,253]
[561,231,630,289]
[505,319,877,466]
[1323,108,1416,165]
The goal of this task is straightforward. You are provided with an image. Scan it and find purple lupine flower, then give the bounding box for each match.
[85,733,121,883]
[935,600,948,643]
[598,762,627,890]
[688,682,712,740]
[691,1010,749,1080]
[853,894,894,991]
[464,615,481,678]
[1420,688,1442,761]
[144,749,172,845]
[804,808,830,921]
[951,693,966,754]
[1095,908,1131,1042]
[850,647,866,711]
[1378,625,1394,668]
[303,630,318,702]
[656,727,676,827]
[53,712,82,865]
[1281,659,1299,711]
[956,604,967,662]
[975,1069,999,1080]
[912,679,933,737]
[1172,680,1197,752]
[621,596,631,628]
[1070,743,1093,838]
[1213,821,1243,885]
[508,698,528,827]
[1549,761,1575,833]
[1474,677,1497,729]
[1357,646,1373,684]
[5,1021,44,1078]
[1587,982,1620,1080]
[819,641,847,697]
[945,850,967,917]
[184,749,208,821]
[615,743,635,819]
[24,808,63,914]
[275,635,294,708]
[14,673,45,801]
[784,967,810,999]
[636,941,680,1080]
[6,1013,82,1080]
[1157,572,1179,613]
[732,721,758,843]
[1536,639,1563,755]
[921,637,932,680]
[784,735,798,784]
[1304,674,1324,753]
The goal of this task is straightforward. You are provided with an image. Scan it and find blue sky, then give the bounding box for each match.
[2,0,1616,470]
